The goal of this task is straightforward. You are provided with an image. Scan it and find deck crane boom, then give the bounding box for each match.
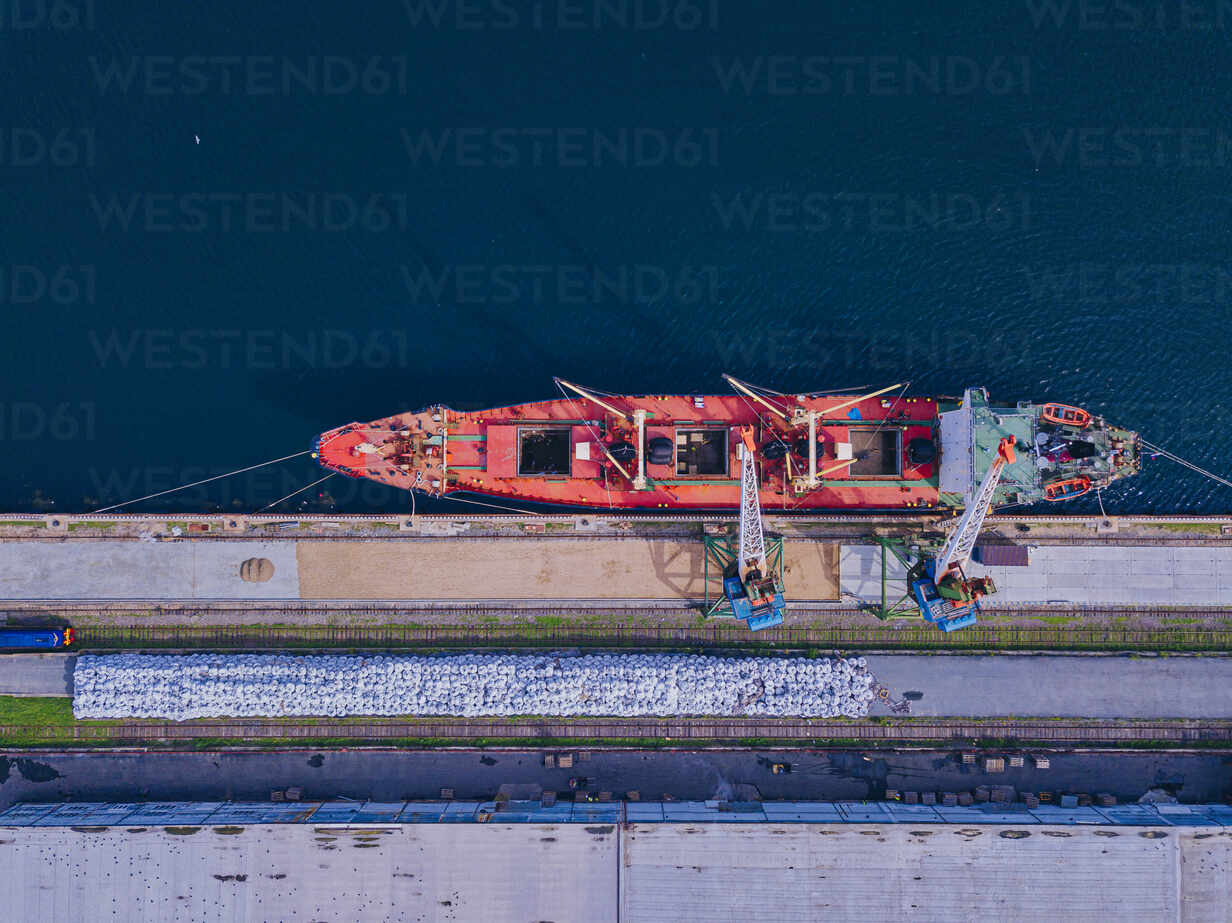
[722,426,787,631]
[737,427,767,582]
[911,436,1017,632]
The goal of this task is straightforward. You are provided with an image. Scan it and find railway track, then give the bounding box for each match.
[71,619,1232,652]
[9,533,1232,547]
[4,717,1229,745]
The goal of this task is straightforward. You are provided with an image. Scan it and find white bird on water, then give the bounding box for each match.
[194,134,200,144]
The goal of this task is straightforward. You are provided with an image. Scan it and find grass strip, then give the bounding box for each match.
[73,622,1232,653]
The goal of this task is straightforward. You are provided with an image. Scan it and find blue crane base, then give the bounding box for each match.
[723,575,787,630]
[703,534,786,631]
[910,561,979,632]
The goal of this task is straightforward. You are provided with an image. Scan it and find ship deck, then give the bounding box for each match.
[318,393,945,512]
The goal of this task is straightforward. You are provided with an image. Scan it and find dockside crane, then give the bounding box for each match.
[910,436,1017,632]
[721,426,787,631]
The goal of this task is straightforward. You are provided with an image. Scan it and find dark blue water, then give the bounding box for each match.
[3,1,1231,514]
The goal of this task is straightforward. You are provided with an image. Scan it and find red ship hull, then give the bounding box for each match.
[314,388,945,512]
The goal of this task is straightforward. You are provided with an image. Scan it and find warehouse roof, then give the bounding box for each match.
[0,817,1227,922]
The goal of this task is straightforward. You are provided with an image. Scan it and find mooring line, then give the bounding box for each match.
[1142,440,1232,490]
[92,450,312,513]
[259,472,337,512]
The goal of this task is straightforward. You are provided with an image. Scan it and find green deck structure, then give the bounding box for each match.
[938,387,1139,508]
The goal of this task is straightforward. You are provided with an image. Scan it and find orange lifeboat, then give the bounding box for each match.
[1043,475,1091,501]
[1041,403,1091,428]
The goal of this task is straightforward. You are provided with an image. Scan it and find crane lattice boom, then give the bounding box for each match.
[934,437,1017,576]
[736,427,766,577]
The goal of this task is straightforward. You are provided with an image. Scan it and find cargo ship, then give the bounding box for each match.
[314,380,1140,512]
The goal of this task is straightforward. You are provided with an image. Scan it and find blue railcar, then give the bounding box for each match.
[0,627,74,650]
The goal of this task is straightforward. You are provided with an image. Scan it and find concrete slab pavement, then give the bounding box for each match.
[0,542,299,600]
[0,538,840,602]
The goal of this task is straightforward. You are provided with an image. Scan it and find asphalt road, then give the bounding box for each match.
[0,749,1227,810]
[867,654,1232,718]
[0,655,74,696]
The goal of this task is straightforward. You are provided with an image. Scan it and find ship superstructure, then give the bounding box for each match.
[314,381,1139,512]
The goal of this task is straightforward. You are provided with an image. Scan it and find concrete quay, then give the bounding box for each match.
[1,527,1231,610]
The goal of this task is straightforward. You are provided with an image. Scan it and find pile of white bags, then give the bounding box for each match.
[72,653,876,720]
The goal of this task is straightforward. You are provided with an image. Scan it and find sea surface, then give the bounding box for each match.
[3,0,1231,514]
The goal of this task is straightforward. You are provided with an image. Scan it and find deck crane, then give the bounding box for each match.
[910,436,1017,632]
[722,426,787,631]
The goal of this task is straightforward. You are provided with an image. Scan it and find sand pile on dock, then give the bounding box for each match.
[72,653,877,720]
